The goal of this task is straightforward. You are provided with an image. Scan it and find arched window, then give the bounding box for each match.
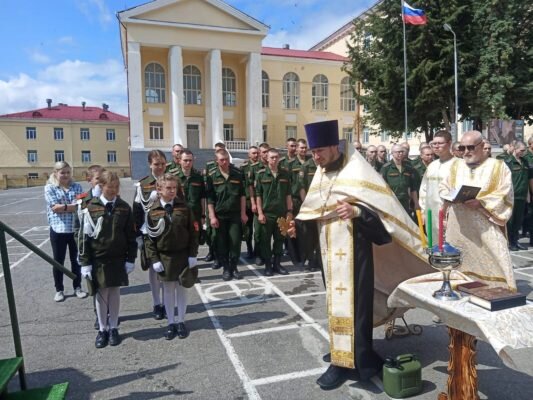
[222,68,236,106]
[340,76,356,112]
[183,65,202,105]
[262,71,270,108]
[283,72,300,109]
[144,63,166,103]
[312,74,328,111]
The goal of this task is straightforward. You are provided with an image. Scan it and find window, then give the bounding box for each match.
[262,71,270,108]
[262,125,267,142]
[149,122,164,140]
[54,128,64,141]
[343,127,353,143]
[462,119,474,132]
[81,151,91,163]
[381,131,390,142]
[312,74,329,111]
[107,151,117,163]
[26,127,36,140]
[183,65,202,105]
[283,72,300,109]
[363,127,370,144]
[106,129,116,141]
[340,77,356,112]
[222,68,236,106]
[80,128,90,141]
[27,150,37,163]
[363,32,372,50]
[145,63,166,103]
[223,124,234,141]
[28,173,39,179]
[54,150,65,162]
[406,132,413,140]
[286,126,297,139]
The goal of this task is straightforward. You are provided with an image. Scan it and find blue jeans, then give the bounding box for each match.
[49,228,81,292]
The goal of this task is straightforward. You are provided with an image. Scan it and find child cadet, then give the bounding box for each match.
[144,174,200,340]
[80,171,137,348]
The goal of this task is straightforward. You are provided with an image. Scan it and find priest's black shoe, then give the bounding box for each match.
[516,242,528,250]
[316,365,352,390]
[95,330,109,349]
[165,324,177,340]
[176,322,189,339]
[109,328,121,346]
[322,353,331,362]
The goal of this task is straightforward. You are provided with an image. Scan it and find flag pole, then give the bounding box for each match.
[401,0,408,141]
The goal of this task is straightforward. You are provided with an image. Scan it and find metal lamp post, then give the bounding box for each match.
[443,23,458,142]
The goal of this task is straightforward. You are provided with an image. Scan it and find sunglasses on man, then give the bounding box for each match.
[457,141,482,152]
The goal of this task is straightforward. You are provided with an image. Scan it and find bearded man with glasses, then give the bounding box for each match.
[439,131,516,290]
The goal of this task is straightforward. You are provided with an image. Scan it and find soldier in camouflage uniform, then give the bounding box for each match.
[206,149,248,281]
[165,144,183,175]
[298,156,320,272]
[240,146,260,259]
[255,148,293,276]
[249,142,270,265]
[80,171,137,349]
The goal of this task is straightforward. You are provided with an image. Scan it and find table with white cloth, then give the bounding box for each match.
[388,272,533,400]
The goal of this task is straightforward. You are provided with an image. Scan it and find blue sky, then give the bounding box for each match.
[0,0,374,116]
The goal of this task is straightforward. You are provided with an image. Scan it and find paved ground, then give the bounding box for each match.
[1,180,532,399]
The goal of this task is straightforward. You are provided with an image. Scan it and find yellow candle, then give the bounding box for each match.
[416,209,427,248]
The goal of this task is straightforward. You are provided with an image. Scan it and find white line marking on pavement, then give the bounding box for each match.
[515,270,533,278]
[194,284,261,400]
[286,291,326,299]
[226,324,302,338]
[198,270,321,287]
[0,237,50,279]
[511,253,533,261]
[251,367,325,386]
[6,227,45,244]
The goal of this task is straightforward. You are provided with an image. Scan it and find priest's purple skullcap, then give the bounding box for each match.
[304,120,339,149]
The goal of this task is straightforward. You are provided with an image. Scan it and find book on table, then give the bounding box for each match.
[465,285,526,311]
[456,281,488,294]
[441,185,481,203]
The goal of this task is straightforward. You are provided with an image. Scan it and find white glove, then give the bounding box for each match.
[188,257,198,268]
[81,265,92,280]
[149,190,158,201]
[125,262,135,274]
[136,236,143,250]
[152,261,164,273]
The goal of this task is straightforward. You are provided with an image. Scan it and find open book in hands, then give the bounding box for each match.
[441,185,481,203]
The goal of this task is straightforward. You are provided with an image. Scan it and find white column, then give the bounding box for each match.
[127,42,144,150]
[246,52,262,146]
[205,49,223,148]
[169,46,186,146]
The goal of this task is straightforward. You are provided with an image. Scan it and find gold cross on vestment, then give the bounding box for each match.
[335,283,348,295]
[335,249,347,260]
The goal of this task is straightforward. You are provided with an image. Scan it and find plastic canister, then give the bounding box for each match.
[383,354,422,398]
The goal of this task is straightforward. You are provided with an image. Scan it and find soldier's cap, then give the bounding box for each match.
[304,120,339,149]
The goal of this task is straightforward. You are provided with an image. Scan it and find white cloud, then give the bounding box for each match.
[28,50,51,64]
[0,59,127,116]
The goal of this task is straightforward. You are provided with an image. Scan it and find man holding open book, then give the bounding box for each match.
[439,130,517,290]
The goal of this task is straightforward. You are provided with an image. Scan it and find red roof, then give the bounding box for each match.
[261,46,347,62]
[0,104,129,122]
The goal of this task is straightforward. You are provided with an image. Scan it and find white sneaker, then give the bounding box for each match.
[54,291,65,302]
[75,287,88,299]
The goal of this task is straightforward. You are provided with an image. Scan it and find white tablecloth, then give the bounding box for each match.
[388,273,533,372]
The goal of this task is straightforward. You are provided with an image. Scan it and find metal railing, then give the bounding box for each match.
[225,140,250,151]
[0,220,75,391]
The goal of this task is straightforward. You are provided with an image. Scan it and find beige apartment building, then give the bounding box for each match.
[118,0,359,162]
[0,101,130,186]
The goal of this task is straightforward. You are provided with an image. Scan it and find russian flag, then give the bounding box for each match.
[402,1,427,25]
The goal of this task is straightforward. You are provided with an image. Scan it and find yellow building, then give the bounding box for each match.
[0,100,130,185]
[118,0,358,161]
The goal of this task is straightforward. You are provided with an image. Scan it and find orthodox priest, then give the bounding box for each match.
[288,120,432,390]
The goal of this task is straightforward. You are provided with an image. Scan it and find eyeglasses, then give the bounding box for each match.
[457,141,482,152]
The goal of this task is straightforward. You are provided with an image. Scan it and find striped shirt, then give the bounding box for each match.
[44,182,83,233]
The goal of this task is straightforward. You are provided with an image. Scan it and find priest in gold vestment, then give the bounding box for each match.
[289,120,432,390]
[440,130,516,290]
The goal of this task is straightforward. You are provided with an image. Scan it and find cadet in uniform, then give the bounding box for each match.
[165,144,183,175]
[413,145,434,187]
[381,144,420,216]
[504,141,533,250]
[145,174,199,340]
[80,171,137,348]
[249,142,270,265]
[365,145,383,172]
[240,146,260,258]
[133,150,167,320]
[255,148,293,276]
[279,137,297,171]
[177,150,205,224]
[206,149,248,281]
